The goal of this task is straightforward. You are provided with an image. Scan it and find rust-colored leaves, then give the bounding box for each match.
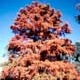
[1,2,80,80]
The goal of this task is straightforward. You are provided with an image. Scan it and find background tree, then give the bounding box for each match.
[74,42,80,62]
[71,42,80,72]
[0,2,80,80]
[75,3,80,24]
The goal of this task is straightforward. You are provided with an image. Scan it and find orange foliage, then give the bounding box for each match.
[1,2,80,80]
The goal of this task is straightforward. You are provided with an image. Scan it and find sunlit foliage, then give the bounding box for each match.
[0,2,80,80]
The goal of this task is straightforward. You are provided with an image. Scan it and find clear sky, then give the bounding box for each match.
[0,0,80,58]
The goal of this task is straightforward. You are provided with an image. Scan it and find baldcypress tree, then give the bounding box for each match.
[1,2,80,80]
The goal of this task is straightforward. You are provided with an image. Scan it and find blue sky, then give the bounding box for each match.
[0,0,80,58]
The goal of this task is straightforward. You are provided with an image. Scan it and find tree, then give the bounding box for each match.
[0,2,80,80]
[74,42,80,62]
[75,3,80,24]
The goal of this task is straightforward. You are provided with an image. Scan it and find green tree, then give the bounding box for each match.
[75,3,80,24]
[74,42,80,62]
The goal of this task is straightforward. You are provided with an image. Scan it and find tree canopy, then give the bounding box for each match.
[0,2,80,80]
